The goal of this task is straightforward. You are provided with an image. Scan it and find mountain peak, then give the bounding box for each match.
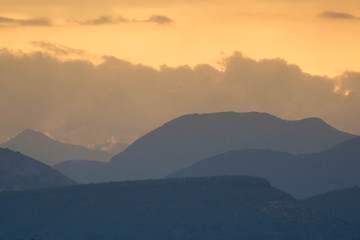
[12,129,53,141]
[1,129,111,166]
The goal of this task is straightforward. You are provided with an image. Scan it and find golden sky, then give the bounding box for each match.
[1,0,360,75]
[0,0,360,146]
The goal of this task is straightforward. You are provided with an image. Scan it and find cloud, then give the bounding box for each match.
[319,11,358,19]
[0,16,16,23]
[145,15,174,24]
[80,16,128,25]
[30,41,86,56]
[80,15,173,25]
[0,49,359,147]
[0,16,51,27]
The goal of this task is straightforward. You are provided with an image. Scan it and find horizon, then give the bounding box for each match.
[1,111,358,149]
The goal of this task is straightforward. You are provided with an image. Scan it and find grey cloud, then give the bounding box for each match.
[0,16,16,23]
[339,72,360,94]
[31,41,86,56]
[19,18,51,26]
[319,11,358,19]
[145,15,174,24]
[0,49,358,147]
[80,15,173,25]
[0,16,51,27]
[80,16,127,25]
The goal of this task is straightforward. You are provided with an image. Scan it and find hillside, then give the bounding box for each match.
[168,137,360,198]
[0,176,359,239]
[0,129,111,165]
[0,148,76,191]
[91,112,354,182]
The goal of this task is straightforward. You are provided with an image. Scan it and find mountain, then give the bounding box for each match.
[168,137,360,198]
[0,129,112,165]
[0,176,360,239]
[0,148,76,191]
[107,142,129,155]
[304,187,360,225]
[91,112,355,182]
[53,160,107,183]
[92,141,129,156]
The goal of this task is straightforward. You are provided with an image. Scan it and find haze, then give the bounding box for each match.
[0,0,359,146]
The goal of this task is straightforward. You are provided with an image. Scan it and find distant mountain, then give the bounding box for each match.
[168,137,360,198]
[0,148,76,191]
[53,160,107,184]
[107,142,129,155]
[91,112,355,182]
[0,176,359,239]
[0,129,111,165]
[92,142,129,156]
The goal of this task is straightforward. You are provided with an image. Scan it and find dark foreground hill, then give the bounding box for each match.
[0,129,111,166]
[0,176,360,240]
[169,137,360,198]
[0,148,76,191]
[91,112,354,182]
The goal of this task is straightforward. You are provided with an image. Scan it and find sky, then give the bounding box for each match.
[0,0,360,146]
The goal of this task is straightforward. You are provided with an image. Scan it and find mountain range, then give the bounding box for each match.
[0,176,359,239]
[168,137,360,198]
[0,148,76,191]
[90,112,355,182]
[0,129,112,166]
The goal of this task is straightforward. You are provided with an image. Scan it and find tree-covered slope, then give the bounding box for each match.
[0,176,359,240]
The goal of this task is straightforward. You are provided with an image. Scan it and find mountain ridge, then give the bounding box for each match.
[168,137,360,197]
[90,111,355,182]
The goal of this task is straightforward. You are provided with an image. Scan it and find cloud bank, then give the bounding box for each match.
[0,49,359,146]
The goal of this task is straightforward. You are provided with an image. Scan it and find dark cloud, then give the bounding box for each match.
[80,15,173,25]
[319,11,358,19]
[0,16,51,27]
[145,15,174,24]
[0,50,358,146]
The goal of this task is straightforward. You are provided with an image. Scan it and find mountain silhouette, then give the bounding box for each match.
[0,148,76,191]
[1,176,360,239]
[53,160,107,183]
[91,112,355,182]
[168,137,360,198]
[0,129,111,165]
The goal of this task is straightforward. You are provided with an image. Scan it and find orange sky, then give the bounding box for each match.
[1,0,360,146]
[1,0,360,76]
